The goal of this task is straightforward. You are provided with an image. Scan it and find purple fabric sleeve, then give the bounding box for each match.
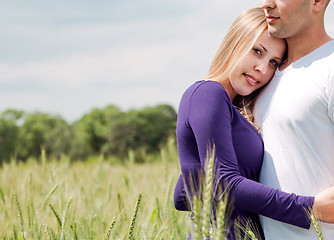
[176,81,314,229]
[174,174,191,211]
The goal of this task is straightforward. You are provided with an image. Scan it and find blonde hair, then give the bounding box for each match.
[205,7,268,129]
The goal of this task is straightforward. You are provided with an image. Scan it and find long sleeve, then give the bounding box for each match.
[174,174,191,211]
[184,81,314,229]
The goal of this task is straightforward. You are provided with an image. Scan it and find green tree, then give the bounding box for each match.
[45,119,73,159]
[1,109,24,123]
[0,109,24,163]
[136,104,177,152]
[0,119,19,163]
[17,112,73,160]
[70,105,122,159]
[72,104,177,161]
[102,104,177,160]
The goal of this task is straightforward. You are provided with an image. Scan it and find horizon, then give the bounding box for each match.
[1,0,334,122]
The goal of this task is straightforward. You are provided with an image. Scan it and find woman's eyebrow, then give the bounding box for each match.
[260,44,267,53]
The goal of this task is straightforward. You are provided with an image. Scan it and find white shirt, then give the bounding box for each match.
[254,40,334,240]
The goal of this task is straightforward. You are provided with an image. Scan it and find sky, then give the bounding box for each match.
[1,0,334,122]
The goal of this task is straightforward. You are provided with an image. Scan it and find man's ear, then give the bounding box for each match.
[313,0,327,13]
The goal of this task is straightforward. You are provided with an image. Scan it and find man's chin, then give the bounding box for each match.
[268,28,285,39]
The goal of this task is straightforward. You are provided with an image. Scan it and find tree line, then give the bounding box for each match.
[0,104,177,164]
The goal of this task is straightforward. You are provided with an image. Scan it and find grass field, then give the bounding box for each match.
[0,143,324,240]
[0,142,191,239]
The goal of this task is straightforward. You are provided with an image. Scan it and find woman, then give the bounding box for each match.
[174,7,334,239]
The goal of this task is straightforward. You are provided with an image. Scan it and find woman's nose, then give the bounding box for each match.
[255,63,268,75]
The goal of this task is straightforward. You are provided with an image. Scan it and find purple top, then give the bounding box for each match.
[174,81,314,238]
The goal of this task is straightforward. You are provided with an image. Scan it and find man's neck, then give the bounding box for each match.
[279,27,332,70]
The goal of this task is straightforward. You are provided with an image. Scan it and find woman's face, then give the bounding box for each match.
[228,29,286,98]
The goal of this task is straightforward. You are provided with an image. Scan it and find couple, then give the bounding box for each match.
[174,0,334,239]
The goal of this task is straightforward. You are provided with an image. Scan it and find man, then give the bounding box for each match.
[254,0,334,239]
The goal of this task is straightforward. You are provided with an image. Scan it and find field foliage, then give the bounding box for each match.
[0,140,324,240]
[0,140,190,239]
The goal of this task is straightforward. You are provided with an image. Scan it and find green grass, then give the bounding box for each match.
[0,142,325,239]
[0,143,190,239]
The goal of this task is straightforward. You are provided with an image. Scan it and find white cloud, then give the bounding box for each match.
[1,13,221,86]
[1,0,333,121]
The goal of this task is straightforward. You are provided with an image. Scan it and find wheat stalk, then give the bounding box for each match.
[44,224,51,240]
[14,193,26,240]
[60,197,72,240]
[48,203,62,228]
[201,147,215,238]
[213,195,227,240]
[104,210,124,240]
[128,193,142,240]
[13,225,17,240]
[0,185,5,204]
[311,214,324,240]
[62,197,72,229]
[72,221,78,240]
[41,145,46,166]
[41,184,58,211]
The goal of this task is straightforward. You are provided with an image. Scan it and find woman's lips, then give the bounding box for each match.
[244,74,259,86]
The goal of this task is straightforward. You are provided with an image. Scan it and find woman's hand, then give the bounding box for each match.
[313,186,334,223]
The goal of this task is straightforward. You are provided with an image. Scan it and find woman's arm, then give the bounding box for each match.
[174,174,191,211]
[187,82,313,228]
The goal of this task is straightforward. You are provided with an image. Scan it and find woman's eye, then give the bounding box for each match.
[269,59,279,67]
[253,48,262,55]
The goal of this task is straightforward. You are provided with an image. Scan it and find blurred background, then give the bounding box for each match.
[3,0,333,122]
[1,0,334,162]
[3,2,333,238]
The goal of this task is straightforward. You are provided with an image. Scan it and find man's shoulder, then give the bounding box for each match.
[300,40,334,70]
[315,40,334,61]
